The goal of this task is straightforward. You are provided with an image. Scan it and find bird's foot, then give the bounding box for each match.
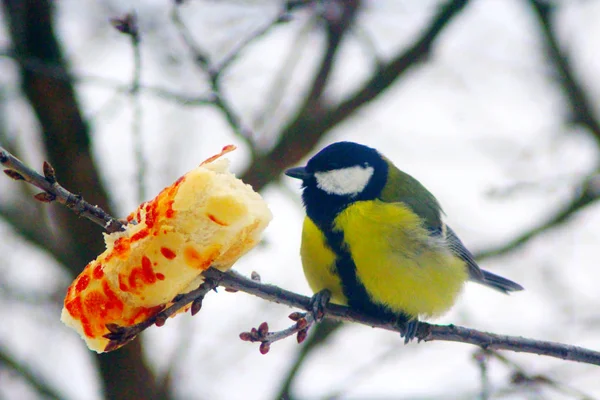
[309,289,331,322]
[399,319,420,344]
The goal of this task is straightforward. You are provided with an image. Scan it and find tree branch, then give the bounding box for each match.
[0,50,215,105]
[480,349,598,399]
[476,173,600,260]
[241,0,471,191]
[0,203,72,267]
[528,0,600,143]
[111,12,145,202]
[474,1,600,261]
[169,2,292,150]
[272,320,342,400]
[214,6,292,76]
[202,268,600,366]
[0,348,62,400]
[0,146,124,233]
[5,145,600,366]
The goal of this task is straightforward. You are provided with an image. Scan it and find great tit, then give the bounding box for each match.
[285,141,523,342]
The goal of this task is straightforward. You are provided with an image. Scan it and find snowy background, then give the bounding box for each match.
[1,0,600,399]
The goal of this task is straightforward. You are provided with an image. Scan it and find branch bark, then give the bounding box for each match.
[202,268,600,366]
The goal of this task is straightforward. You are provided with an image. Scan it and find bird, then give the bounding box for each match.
[285,141,523,342]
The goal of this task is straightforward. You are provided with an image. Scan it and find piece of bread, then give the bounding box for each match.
[61,145,272,352]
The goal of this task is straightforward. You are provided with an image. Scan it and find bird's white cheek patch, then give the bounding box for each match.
[314,165,374,196]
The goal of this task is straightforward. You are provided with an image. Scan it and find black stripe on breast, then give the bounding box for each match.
[323,228,407,323]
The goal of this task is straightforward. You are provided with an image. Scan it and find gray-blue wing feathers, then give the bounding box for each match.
[444,226,523,294]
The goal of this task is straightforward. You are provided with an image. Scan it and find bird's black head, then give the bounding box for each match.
[285,141,388,228]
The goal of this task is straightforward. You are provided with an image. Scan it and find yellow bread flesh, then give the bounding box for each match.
[61,146,272,352]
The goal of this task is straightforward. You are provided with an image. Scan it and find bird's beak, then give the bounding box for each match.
[285,166,311,180]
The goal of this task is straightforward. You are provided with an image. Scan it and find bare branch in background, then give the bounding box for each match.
[215,7,292,75]
[170,2,292,152]
[111,12,146,202]
[476,0,600,260]
[0,349,62,400]
[480,349,597,399]
[273,320,342,400]
[241,0,471,191]
[252,17,314,141]
[477,173,600,260]
[0,51,215,104]
[318,342,401,400]
[474,350,491,400]
[0,201,71,266]
[528,0,600,143]
[351,24,383,69]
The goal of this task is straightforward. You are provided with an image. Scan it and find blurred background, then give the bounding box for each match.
[1,0,599,399]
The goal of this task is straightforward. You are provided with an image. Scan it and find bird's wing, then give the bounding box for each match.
[438,225,524,293]
[443,225,485,281]
[377,161,518,288]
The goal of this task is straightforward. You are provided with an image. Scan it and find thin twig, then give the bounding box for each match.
[111,12,146,202]
[351,24,383,69]
[0,50,214,105]
[0,146,124,233]
[273,320,342,400]
[241,0,472,191]
[528,0,600,143]
[252,16,314,141]
[130,14,145,202]
[169,2,293,151]
[171,6,251,142]
[214,8,291,77]
[320,341,402,400]
[103,279,218,352]
[474,350,491,400]
[239,311,314,354]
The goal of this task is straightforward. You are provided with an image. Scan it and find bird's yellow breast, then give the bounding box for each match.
[300,217,347,305]
[333,201,468,318]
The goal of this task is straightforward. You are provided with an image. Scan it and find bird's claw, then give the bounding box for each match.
[400,319,420,344]
[309,289,331,322]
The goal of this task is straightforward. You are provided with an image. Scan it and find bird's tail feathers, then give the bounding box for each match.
[478,270,524,294]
